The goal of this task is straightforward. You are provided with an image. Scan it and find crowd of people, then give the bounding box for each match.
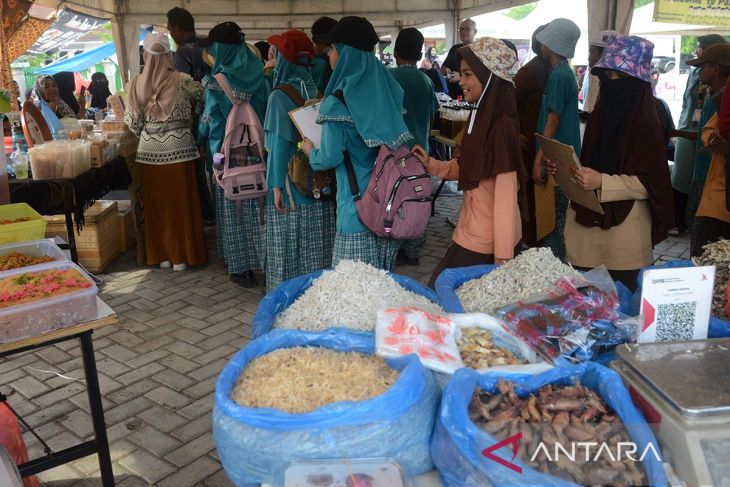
[20,8,730,295]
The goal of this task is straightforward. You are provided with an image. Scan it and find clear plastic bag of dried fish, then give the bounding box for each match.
[694,240,730,320]
[253,261,443,337]
[455,248,583,314]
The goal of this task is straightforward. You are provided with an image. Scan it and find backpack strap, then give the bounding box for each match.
[333,90,361,201]
[213,73,239,105]
[274,85,307,108]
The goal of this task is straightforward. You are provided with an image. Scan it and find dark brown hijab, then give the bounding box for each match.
[457,46,528,214]
[574,75,674,245]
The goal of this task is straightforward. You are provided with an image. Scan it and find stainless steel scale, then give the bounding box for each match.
[613,339,730,487]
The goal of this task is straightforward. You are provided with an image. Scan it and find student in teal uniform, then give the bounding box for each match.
[684,44,730,256]
[310,16,338,93]
[389,27,439,266]
[263,30,336,292]
[198,22,270,288]
[301,16,414,270]
[532,18,582,262]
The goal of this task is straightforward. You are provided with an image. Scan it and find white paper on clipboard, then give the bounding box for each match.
[289,101,323,148]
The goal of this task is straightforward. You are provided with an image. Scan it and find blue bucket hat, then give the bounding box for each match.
[535,18,581,59]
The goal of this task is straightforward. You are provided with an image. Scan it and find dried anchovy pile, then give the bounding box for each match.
[0,252,54,271]
[231,347,399,414]
[457,248,582,313]
[693,239,730,320]
[275,260,442,332]
[457,327,525,369]
[469,380,645,485]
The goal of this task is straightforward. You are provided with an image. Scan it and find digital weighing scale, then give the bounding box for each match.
[613,339,730,487]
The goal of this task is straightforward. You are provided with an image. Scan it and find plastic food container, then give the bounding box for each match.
[0,261,98,343]
[0,204,46,245]
[28,144,56,179]
[28,141,91,179]
[281,459,414,487]
[0,239,68,272]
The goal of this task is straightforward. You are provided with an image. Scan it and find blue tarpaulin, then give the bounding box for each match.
[35,31,148,75]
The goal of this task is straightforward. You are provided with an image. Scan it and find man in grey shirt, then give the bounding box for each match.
[167,7,211,83]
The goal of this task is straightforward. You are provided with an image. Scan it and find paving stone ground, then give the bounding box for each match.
[0,195,689,486]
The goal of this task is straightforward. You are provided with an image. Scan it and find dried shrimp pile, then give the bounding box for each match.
[694,239,730,320]
[231,347,399,413]
[457,248,581,313]
[274,260,442,332]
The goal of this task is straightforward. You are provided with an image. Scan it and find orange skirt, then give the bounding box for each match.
[142,162,208,266]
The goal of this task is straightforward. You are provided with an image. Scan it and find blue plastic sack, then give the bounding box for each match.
[213,328,440,486]
[252,269,442,339]
[432,363,667,487]
[435,265,633,316]
[38,100,64,137]
[632,260,730,338]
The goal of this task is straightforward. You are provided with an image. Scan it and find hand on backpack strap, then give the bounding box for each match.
[412,145,429,166]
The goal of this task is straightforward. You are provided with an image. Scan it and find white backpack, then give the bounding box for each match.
[213,73,267,204]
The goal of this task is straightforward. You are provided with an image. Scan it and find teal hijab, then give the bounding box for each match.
[318,43,412,149]
[209,42,265,93]
[264,52,319,142]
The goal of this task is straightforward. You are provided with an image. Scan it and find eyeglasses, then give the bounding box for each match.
[458,27,474,32]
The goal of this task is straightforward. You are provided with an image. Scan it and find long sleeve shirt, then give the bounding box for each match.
[424,156,521,259]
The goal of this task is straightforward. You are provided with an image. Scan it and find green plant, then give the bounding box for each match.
[505,2,538,21]
[635,0,653,8]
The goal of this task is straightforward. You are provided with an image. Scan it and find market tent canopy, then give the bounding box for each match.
[34,30,148,75]
[31,0,637,82]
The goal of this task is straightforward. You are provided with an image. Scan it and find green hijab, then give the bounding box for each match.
[209,42,265,94]
[318,43,412,149]
[264,52,319,142]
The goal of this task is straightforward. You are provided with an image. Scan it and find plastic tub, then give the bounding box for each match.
[28,144,57,179]
[0,204,46,245]
[0,239,68,272]
[0,260,98,343]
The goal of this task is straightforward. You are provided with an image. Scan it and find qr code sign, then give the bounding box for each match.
[655,301,697,342]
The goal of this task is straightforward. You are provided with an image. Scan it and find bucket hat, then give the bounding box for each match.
[458,37,518,85]
[592,34,654,83]
[535,18,581,59]
[686,44,730,67]
[268,30,315,65]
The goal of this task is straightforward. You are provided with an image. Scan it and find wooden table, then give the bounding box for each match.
[0,298,117,486]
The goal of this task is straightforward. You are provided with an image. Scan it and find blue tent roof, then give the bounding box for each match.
[35,30,149,75]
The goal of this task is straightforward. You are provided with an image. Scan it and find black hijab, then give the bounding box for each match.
[89,72,112,109]
[52,72,80,115]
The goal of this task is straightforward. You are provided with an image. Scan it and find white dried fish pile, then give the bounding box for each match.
[694,239,730,320]
[457,248,581,313]
[231,347,399,413]
[274,260,442,331]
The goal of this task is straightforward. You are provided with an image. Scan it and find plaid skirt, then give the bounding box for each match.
[214,185,264,274]
[332,231,401,271]
[264,200,336,292]
[540,188,568,262]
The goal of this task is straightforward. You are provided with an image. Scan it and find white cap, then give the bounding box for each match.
[590,30,621,48]
[143,32,171,55]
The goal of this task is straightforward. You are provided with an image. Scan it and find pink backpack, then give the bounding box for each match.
[213,73,267,203]
[336,92,432,240]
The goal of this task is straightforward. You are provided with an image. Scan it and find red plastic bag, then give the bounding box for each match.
[0,403,40,487]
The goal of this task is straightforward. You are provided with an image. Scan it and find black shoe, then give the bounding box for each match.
[396,250,420,267]
[231,270,257,288]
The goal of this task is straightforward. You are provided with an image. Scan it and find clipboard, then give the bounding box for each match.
[536,134,604,215]
[289,100,323,148]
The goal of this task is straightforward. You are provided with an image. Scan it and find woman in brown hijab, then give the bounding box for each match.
[563,35,674,292]
[413,37,527,287]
